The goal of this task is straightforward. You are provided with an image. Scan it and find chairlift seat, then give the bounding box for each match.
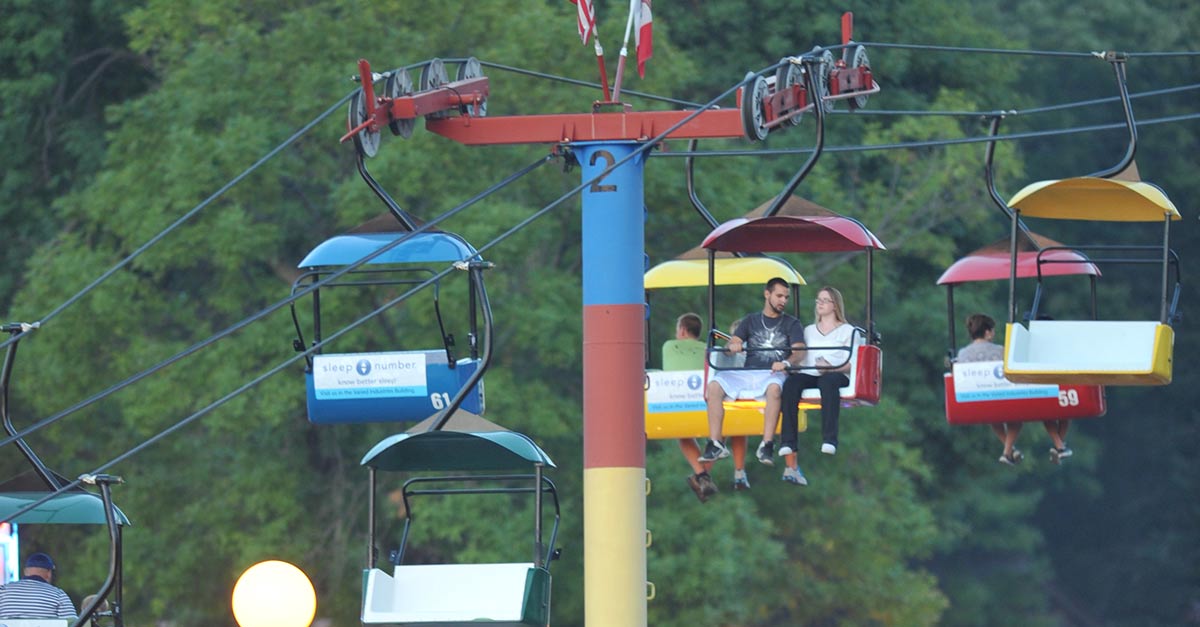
[796,329,881,408]
[1004,321,1173,385]
[943,361,1106,425]
[362,563,550,626]
[644,368,793,439]
[306,351,483,424]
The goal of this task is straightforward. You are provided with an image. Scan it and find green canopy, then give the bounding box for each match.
[0,492,131,525]
[361,411,555,472]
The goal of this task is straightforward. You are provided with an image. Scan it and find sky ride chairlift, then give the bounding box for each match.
[359,414,559,626]
[700,207,886,409]
[0,323,131,627]
[938,234,1107,425]
[290,227,489,425]
[643,251,808,439]
[294,56,496,425]
[995,52,1182,386]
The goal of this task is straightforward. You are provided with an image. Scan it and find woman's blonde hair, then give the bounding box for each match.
[813,285,847,324]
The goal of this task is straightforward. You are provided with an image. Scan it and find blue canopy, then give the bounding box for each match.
[298,232,479,268]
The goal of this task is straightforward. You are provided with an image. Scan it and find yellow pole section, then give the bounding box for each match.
[584,466,647,626]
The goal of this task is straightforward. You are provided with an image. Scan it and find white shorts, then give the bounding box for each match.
[711,370,785,400]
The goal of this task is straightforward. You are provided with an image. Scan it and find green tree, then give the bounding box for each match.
[0,0,152,309]
[2,1,1196,625]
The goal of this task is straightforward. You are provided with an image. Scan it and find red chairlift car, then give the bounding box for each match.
[700,212,885,408]
[937,235,1106,425]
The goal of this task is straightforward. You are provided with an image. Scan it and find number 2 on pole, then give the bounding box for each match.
[589,150,618,192]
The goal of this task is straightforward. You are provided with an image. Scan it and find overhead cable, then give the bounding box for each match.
[0,92,355,353]
[650,111,1200,158]
[0,153,555,452]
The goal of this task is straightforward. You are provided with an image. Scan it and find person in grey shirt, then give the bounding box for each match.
[958,314,1024,465]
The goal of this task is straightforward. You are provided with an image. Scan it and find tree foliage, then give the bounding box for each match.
[1,1,1196,626]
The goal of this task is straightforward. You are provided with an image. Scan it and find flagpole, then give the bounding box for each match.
[610,0,639,102]
[595,38,611,101]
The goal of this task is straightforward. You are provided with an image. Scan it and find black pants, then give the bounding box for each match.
[780,372,849,448]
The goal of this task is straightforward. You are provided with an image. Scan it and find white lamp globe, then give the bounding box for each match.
[231,560,317,627]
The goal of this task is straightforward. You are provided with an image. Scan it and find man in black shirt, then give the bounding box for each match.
[698,277,805,467]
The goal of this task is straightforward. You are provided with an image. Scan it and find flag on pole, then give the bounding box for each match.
[570,0,596,45]
[635,0,653,77]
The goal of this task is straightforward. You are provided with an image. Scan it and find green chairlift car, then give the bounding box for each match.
[359,412,559,626]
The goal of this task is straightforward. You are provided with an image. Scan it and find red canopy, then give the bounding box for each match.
[937,249,1100,285]
[701,215,885,253]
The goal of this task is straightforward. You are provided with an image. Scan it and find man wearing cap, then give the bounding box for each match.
[0,552,78,619]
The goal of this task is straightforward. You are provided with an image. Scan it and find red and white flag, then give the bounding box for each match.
[570,0,596,45]
[635,0,653,77]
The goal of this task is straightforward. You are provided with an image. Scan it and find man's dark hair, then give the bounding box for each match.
[677,313,702,339]
[765,277,790,292]
[966,313,996,340]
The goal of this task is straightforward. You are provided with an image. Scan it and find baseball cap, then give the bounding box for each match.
[25,552,55,570]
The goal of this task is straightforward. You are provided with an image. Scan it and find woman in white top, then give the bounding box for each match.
[778,287,854,482]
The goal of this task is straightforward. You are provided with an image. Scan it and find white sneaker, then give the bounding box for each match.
[777,443,795,456]
[821,443,837,455]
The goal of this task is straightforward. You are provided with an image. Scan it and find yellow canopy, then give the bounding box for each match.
[1007,177,1180,222]
[644,257,804,290]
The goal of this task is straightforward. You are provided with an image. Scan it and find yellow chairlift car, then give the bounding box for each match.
[992,52,1182,386]
[1000,171,1180,385]
[643,251,807,439]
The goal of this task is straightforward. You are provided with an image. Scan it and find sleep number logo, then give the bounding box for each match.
[646,371,706,413]
[312,352,428,399]
[953,361,1057,402]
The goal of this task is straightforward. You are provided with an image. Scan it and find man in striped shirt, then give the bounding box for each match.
[0,552,77,620]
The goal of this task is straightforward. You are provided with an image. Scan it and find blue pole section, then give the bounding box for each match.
[579,143,647,306]
[577,142,648,626]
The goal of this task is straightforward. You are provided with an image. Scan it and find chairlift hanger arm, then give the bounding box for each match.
[983,114,1040,325]
[356,153,419,230]
[685,139,723,230]
[763,56,827,218]
[1089,52,1137,179]
[2,323,64,491]
[73,476,125,627]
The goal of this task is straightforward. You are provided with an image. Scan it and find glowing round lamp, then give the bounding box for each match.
[232,560,316,627]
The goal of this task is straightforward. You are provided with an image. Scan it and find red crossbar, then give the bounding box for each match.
[425,108,747,145]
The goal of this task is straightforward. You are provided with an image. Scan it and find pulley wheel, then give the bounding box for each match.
[385,68,415,138]
[815,48,835,113]
[848,45,871,110]
[420,58,450,119]
[774,57,803,126]
[455,57,488,117]
[348,90,380,158]
[740,73,770,142]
